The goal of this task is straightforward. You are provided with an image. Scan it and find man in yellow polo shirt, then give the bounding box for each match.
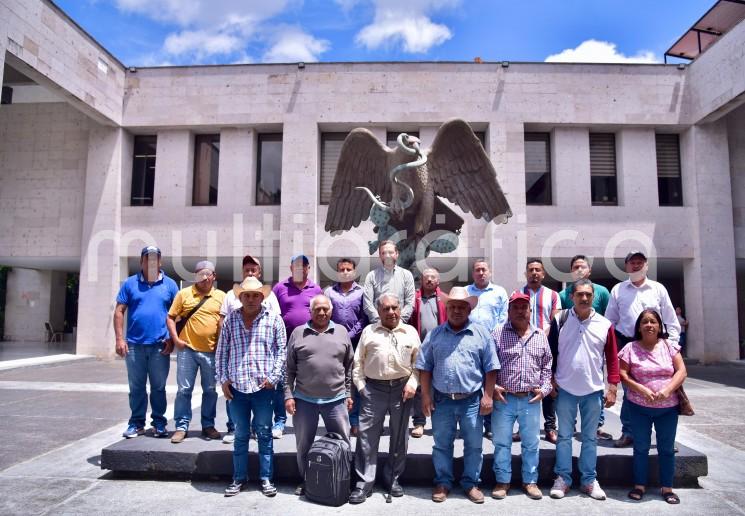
[167,260,226,443]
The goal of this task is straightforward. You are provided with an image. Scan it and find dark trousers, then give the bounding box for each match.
[354,378,412,490]
[293,398,350,477]
[627,400,678,487]
[615,329,635,437]
[411,385,426,427]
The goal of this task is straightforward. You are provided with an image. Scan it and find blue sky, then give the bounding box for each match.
[56,0,711,66]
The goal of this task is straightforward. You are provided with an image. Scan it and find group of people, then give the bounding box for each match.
[114,241,687,504]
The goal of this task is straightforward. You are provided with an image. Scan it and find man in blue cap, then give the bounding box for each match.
[114,246,179,438]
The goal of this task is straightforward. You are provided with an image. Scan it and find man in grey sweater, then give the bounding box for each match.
[284,294,355,496]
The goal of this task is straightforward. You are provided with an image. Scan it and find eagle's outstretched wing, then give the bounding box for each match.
[427,119,512,224]
[325,129,394,232]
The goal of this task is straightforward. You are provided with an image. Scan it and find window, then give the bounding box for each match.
[256,133,283,205]
[589,133,618,206]
[524,132,552,205]
[131,135,156,206]
[475,131,486,149]
[656,134,683,206]
[192,134,220,206]
[320,132,348,205]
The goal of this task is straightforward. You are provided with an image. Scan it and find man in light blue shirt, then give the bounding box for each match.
[466,259,509,331]
[417,286,500,504]
[466,258,508,437]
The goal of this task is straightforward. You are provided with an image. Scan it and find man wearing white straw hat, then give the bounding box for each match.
[216,277,287,498]
[416,286,500,504]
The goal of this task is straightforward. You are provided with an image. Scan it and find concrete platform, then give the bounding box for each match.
[101,402,707,487]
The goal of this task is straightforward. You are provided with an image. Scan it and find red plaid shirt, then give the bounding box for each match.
[491,322,553,397]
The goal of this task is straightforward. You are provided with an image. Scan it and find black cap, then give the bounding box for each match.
[624,251,647,263]
[141,246,161,257]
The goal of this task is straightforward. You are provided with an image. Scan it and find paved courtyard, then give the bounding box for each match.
[0,357,744,515]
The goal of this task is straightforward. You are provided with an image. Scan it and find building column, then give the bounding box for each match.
[488,121,526,292]
[616,128,658,207]
[76,126,127,357]
[682,121,739,362]
[153,130,193,208]
[552,127,591,208]
[278,117,319,276]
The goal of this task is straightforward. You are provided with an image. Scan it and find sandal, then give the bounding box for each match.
[627,488,645,501]
[662,491,680,504]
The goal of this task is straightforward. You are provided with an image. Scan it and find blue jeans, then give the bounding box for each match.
[173,347,218,431]
[125,343,170,428]
[349,390,360,427]
[620,393,632,437]
[491,393,540,484]
[554,389,603,487]
[230,387,274,481]
[431,390,483,490]
[272,381,287,430]
[627,400,678,487]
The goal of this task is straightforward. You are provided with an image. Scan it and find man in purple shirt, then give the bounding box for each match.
[272,254,323,437]
[324,257,368,435]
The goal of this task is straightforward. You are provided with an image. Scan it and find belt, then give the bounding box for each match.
[435,389,479,400]
[366,376,409,386]
[508,392,530,398]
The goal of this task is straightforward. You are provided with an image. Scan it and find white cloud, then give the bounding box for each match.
[113,0,293,62]
[545,39,660,64]
[355,0,459,54]
[263,27,330,63]
[164,30,243,58]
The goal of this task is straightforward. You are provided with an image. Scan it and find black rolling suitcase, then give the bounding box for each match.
[304,432,353,506]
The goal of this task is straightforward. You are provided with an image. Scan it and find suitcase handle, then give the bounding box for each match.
[324,432,346,441]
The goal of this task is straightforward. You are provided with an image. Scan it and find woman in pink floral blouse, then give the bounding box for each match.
[618,309,687,504]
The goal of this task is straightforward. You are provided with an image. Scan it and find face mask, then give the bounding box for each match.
[338,271,354,282]
[629,269,646,282]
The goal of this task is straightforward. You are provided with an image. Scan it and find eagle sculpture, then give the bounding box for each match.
[324,119,512,264]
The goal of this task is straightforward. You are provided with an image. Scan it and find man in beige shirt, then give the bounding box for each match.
[350,293,421,504]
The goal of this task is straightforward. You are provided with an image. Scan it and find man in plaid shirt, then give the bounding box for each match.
[490,291,553,500]
[215,277,287,498]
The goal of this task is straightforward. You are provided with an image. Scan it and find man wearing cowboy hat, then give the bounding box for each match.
[216,276,287,498]
[416,286,500,504]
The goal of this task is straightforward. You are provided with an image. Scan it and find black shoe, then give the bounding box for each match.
[294,483,305,496]
[224,481,244,497]
[260,479,277,497]
[386,479,404,497]
[349,487,371,504]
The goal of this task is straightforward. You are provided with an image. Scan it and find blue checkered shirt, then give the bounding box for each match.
[491,322,553,398]
[215,307,287,394]
[415,320,500,394]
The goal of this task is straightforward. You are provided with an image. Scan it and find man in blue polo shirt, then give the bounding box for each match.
[114,246,179,438]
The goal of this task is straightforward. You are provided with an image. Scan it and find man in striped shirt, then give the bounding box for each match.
[520,258,561,444]
[216,277,287,498]
[490,291,553,500]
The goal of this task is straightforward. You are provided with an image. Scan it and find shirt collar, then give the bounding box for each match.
[569,307,596,321]
[374,321,406,333]
[624,278,650,290]
[138,270,164,283]
[445,320,474,335]
[190,284,214,297]
[305,320,336,334]
[333,282,361,293]
[470,282,494,293]
[504,320,539,337]
[285,277,317,290]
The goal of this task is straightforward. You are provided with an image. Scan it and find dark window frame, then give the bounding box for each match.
[256,133,283,206]
[589,132,618,206]
[130,135,157,206]
[656,133,683,207]
[524,132,552,206]
[192,133,220,206]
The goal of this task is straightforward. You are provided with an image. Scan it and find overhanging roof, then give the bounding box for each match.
[665,0,745,61]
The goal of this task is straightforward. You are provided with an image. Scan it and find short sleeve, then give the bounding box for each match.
[115,280,129,305]
[617,342,633,364]
[168,291,183,318]
[480,328,501,372]
[666,340,681,358]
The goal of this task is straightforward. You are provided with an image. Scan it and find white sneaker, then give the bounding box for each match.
[222,431,235,444]
[271,427,283,439]
[550,477,570,499]
[580,480,606,500]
